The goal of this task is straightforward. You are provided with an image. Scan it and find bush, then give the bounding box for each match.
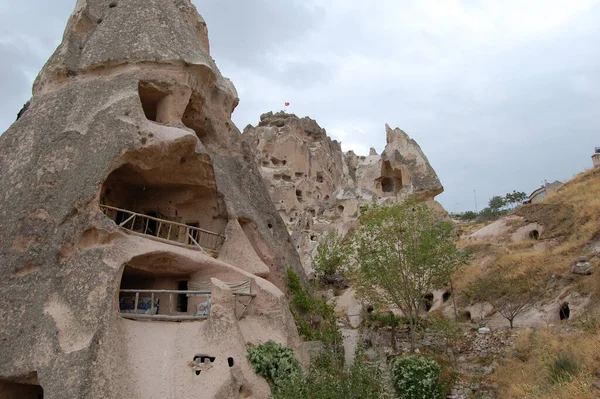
[247,341,304,396]
[391,356,446,399]
[287,269,342,345]
[312,231,350,280]
[248,342,390,399]
[547,351,580,384]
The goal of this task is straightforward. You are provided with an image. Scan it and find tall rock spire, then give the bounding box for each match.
[0,2,304,398]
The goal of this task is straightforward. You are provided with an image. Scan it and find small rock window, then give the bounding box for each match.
[296,190,303,201]
[138,82,168,123]
[316,172,324,183]
[442,291,451,302]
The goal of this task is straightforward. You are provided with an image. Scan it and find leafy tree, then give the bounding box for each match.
[505,190,528,208]
[351,198,463,351]
[312,231,350,280]
[467,267,541,328]
[488,195,507,212]
[460,211,477,221]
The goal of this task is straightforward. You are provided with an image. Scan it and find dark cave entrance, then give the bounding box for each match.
[559,303,570,320]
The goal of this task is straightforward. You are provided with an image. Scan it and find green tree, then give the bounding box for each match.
[505,190,528,208]
[467,267,541,328]
[488,195,506,212]
[460,211,477,221]
[351,198,463,351]
[312,231,350,280]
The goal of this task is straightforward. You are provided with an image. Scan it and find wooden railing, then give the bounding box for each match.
[119,289,257,321]
[100,205,225,253]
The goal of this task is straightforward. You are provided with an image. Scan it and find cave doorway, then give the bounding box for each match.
[0,377,43,399]
[559,303,570,320]
[421,293,434,312]
[177,280,189,313]
[381,177,394,193]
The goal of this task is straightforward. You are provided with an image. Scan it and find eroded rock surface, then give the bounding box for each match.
[0,2,304,398]
[244,112,443,273]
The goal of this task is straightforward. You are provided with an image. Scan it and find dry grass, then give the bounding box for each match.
[458,167,600,293]
[495,328,600,399]
[456,168,600,398]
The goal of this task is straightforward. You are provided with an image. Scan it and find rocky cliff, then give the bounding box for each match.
[243,111,444,273]
[0,1,305,398]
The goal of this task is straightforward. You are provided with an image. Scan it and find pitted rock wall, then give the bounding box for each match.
[244,112,444,274]
[0,1,304,398]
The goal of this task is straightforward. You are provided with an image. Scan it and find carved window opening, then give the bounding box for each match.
[138,82,168,123]
[117,265,212,321]
[100,163,227,252]
[381,177,394,193]
[529,230,540,240]
[0,376,43,399]
[316,172,324,183]
[376,160,403,196]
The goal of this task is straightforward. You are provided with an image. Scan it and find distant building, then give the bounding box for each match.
[593,147,600,168]
[526,180,563,204]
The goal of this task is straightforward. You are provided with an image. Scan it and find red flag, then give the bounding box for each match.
[284,102,290,106]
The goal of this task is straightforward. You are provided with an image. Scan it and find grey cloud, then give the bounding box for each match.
[1,0,600,213]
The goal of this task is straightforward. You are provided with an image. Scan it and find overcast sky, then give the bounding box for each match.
[1,1,599,212]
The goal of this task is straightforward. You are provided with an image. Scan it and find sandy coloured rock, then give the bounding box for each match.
[243,112,444,273]
[0,1,305,398]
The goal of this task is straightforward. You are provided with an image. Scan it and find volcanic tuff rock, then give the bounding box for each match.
[0,1,305,398]
[243,111,444,273]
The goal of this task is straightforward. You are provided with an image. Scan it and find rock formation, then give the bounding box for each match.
[0,1,305,398]
[243,111,444,273]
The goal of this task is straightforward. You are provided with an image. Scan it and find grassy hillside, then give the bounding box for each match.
[454,167,600,398]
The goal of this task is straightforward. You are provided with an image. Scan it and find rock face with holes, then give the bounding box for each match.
[244,112,443,273]
[0,1,305,398]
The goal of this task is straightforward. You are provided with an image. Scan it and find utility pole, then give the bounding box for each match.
[473,190,478,213]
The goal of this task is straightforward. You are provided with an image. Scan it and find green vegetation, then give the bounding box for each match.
[547,351,581,384]
[458,190,527,221]
[311,231,350,280]
[391,355,454,399]
[351,198,463,350]
[247,342,389,399]
[247,341,304,397]
[287,269,341,345]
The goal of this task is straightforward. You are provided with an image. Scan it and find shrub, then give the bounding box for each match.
[547,351,580,384]
[312,231,350,280]
[391,356,445,399]
[287,269,342,345]
[246,341,304,396]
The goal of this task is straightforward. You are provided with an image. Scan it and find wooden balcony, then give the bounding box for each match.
[119,288,256,321]
[100,204,225,254]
